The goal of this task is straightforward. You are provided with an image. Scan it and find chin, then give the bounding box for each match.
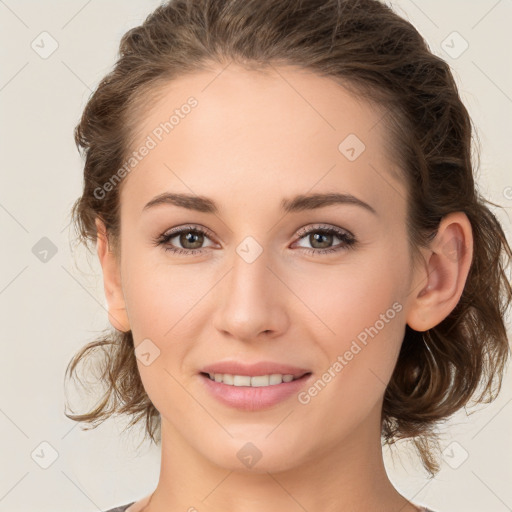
[199,436,307,474]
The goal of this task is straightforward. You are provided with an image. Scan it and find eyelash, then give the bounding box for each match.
[152,224,357,256]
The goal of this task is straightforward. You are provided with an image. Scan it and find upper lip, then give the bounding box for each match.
[200,361,311,378]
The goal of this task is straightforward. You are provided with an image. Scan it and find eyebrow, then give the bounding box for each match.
[142,192,377,216]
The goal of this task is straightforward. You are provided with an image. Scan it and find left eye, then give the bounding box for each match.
[153,224,356,255]
[293,225,356,253]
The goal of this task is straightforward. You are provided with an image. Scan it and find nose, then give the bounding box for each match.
[212,244,290,342]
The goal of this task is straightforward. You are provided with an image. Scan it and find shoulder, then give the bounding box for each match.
[103,503,135,512]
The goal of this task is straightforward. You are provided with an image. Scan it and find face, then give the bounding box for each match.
[106,63,424,473]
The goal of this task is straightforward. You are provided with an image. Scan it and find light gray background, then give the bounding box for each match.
[0,1,511,511]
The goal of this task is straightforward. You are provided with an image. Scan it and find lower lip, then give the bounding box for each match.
[199,373,313,411]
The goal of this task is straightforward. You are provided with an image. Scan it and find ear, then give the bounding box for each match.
[406,211,473,332]
[95,217,131,332]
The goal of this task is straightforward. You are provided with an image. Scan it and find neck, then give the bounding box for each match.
[142,399,421,512]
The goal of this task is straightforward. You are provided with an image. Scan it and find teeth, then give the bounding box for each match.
[207,373,297,386]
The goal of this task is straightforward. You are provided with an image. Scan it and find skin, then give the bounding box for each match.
[95,63,473,512]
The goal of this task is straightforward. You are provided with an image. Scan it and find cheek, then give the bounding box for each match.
[296,289,406,442]
[121,250,206,342]
[322,283,405,390]
[299,248,408,400]
[296,254,405,347]
[121,258,207,415]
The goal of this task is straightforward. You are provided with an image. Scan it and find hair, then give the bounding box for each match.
[64,0,512,475]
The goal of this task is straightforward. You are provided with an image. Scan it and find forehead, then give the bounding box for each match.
[122,63,406,219]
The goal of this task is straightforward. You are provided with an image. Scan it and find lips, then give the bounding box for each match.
[199,367,313,411]
[199,361,311,379]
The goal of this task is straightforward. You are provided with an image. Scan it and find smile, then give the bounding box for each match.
[199,372,313,411]
[203,372,305,386]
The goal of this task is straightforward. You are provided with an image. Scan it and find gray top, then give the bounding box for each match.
[104,504,135,512]
[103,503,436,512]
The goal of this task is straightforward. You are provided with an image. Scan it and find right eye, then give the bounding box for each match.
[153,225,216,255]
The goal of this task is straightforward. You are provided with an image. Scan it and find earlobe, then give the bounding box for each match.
[406,212,473,332]
[95,217,131,333]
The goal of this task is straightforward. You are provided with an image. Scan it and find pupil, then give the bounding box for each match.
[312,232,332,248]
[181,231,203,249]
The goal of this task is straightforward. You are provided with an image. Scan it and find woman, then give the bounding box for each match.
[64,0,512,511]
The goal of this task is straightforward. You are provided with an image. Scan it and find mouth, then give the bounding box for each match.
[201,372,311,388]
[198,370,313,411]
[200,371,311,387]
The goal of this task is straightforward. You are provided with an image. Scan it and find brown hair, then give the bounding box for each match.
[64,0,512,475]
